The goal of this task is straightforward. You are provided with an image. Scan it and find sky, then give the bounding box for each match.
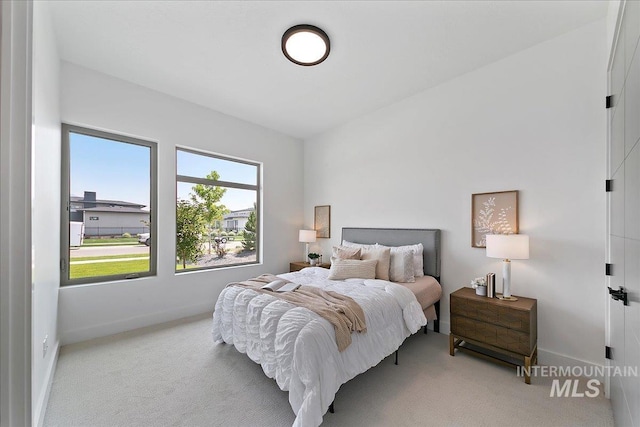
[176,149,257,211]
[70,133,151,207]
[70,133,257,212]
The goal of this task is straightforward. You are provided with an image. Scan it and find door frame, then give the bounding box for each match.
[0,1,33,426]
[604,0,628,402]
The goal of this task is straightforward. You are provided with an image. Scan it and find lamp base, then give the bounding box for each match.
[497,294,518,302]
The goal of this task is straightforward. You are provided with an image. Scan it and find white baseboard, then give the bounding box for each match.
[438,320,450,334]
[61,302,213,345]
[437,321,604,381]
[536,349,606,382]
[34,341,59,427]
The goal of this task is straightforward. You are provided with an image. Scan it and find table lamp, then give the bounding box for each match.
[299,229,316,261]
[486,234,529,301]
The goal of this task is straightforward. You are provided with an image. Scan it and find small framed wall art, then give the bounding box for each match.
[471,190,518,248]
[314,205,331,238]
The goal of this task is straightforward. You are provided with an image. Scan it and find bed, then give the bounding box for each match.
[212,228,441,426]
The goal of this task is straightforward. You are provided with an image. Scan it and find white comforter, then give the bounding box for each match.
[211,267,427,427]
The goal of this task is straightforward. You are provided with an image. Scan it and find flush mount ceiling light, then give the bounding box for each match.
[282,24,330,66]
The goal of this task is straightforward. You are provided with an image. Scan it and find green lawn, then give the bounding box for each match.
[82,237,140,246]
[175,264,199,271]
[70,259,150,279]
[71,253,148,261]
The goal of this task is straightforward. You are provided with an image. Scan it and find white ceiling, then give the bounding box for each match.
[48,1,608,140]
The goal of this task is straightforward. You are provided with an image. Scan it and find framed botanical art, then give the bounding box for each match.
[314,205,331,238]
[471,190,519,248]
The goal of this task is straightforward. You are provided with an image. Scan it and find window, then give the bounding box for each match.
[61,124,157,285]
[176,148,260,271]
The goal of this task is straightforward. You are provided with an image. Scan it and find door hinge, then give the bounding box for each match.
[609,286,629,306]
[605,263,612,276]
[606,346,612,360]
[606,95,613,109]
[606,179,613,192]
[60,258,66,272]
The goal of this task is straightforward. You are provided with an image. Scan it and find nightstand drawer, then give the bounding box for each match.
[451,293,530,333]
[497,306,530,331]
[451,315,532,355]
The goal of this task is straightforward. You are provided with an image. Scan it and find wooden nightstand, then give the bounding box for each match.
[289,262,330,272]
[449,287,538,384]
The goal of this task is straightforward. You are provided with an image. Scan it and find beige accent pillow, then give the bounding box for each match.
[388,248,416,283]
[360,246,391,281]
[328,258,377,280]
[377,243,424,277]
[332,245,361,260]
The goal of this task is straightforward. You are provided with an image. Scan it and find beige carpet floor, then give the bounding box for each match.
[44,314,614,427]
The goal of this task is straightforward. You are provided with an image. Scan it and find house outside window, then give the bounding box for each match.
[61,124,157,285]
[176,147,261,271]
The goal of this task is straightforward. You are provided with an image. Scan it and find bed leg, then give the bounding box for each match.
[329,402,334,414]
[423,325,428,334]
[395,350,398,365]
[434,301,441,333]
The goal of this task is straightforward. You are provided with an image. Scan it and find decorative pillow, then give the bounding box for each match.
[389,248,416,283]
[341,240,377,251]
[328,258,377,280]
[360,246,391,281]
[331,245,361,260]
[377,243,424,277]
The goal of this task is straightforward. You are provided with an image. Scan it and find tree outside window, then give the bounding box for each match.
[176,148,260,271]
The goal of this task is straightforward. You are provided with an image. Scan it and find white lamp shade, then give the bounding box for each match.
[486,234,529,260]
[299,229,317,243]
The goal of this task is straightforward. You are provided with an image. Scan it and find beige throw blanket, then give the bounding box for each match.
[228,274,367,351]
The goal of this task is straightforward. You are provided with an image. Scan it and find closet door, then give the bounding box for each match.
[608,2,640,426]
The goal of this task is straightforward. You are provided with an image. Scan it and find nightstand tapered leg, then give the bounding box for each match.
[449,334,455,356]
[524,355,532,384]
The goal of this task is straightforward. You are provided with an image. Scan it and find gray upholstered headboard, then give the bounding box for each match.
[341,228,441,279]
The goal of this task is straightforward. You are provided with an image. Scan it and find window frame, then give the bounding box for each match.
[175,146,261,272]
[60,124,158,286]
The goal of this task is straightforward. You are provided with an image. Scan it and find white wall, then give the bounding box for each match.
[32,2,61,425]
[304,20,607,366]
[607,0,624,69]
[59,63,303,344]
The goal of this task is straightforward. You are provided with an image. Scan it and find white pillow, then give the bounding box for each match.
[360,246,391,281]
[389,248,416,283]
[341,240,377,251]
[328,258,377,280]
[377,243,424,277]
